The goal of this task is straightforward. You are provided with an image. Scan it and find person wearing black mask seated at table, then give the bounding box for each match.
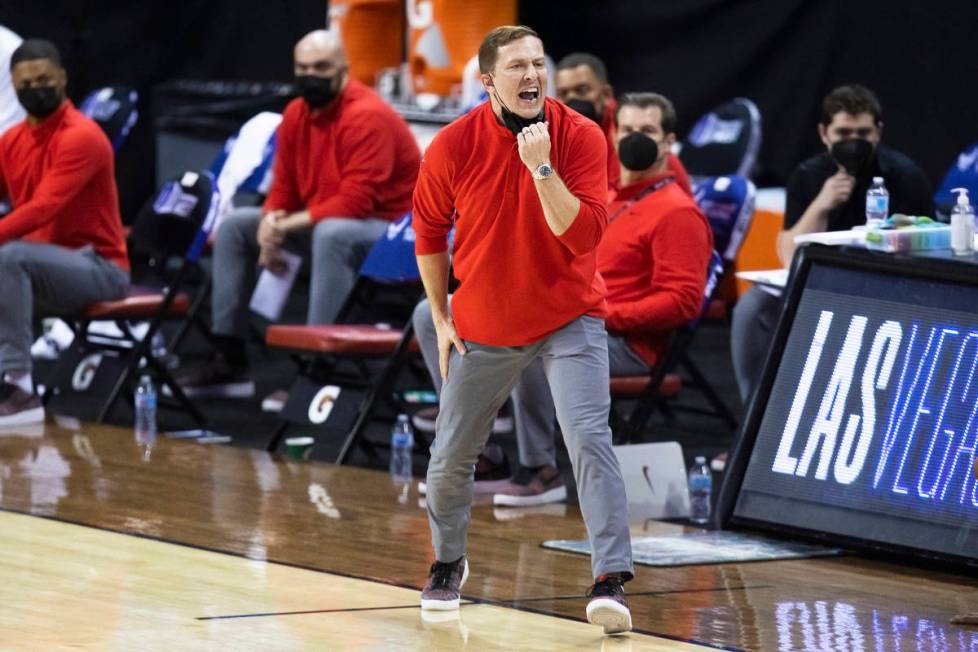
[172,29,420,400]
[554,52,692,195]
[730,84,933,405]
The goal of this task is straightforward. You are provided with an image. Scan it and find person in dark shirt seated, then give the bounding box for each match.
[731,84,933,404]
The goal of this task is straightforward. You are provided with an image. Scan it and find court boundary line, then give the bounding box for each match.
[0,507,744,651]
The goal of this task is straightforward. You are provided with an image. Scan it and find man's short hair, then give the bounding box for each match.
[617,92,677,135]
[555,52,608,84]
[10,38,62,71]
[820,84,882,126]
[478,25,540,75]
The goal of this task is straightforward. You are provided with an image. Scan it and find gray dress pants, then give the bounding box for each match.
[730,285,783,403]
[413,299,651,469]
[425,314,634,579]
[0,241,129,375]
[211,206,390,337]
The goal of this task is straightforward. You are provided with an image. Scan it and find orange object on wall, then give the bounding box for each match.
[329,0,404,86]
[407,0,517,96]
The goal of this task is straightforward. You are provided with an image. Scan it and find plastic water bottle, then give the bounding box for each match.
[390,414,414,486]
[135,375,157,461]
[865,176,889,228]
[688,456,713,525]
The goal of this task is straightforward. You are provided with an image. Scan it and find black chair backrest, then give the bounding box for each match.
[128,170,217,277]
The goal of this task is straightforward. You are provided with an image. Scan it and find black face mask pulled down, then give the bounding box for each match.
[618,132,660,171]
[831,139,875,177]
[498,101,544,136]
[566,98,600,124]
[489,78,544,136]
[294,74,339,109]
[17,85,62,119]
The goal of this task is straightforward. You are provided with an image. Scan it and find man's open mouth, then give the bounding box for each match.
[518,87,540,103]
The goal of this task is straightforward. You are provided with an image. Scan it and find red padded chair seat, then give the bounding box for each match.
[83,286,190,319]
[266,324,420,355]
[610,373,682,397]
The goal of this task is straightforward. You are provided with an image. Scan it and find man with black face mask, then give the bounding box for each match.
[173,29,420,400]
[554,52,692,195]
[414,24,637,632]
[0,39,129,426]
[730,84,933,403]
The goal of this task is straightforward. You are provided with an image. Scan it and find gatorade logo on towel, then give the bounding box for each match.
[308,385,341,424]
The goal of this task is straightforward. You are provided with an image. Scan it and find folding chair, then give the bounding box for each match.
[263,213,426,463]
[610,250,729,444]
[79,86,139,151]
[44,171,220,425]
[677,98,762,181]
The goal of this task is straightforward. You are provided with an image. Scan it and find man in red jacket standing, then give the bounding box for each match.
[175,29,420,399]
[412,25,633,634]
[0,39,129,427]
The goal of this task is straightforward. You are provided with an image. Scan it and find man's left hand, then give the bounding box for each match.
[517,121,551,172]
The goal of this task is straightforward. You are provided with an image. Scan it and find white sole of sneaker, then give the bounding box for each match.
[164,381,256,400]
[586,598,632,635]
[420,559,469,611]
[0,406,45,428]
[261,396,287,412]
[492,485,567,507]
[417,481,427,495]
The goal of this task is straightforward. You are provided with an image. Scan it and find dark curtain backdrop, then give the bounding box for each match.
[2,0,977,210]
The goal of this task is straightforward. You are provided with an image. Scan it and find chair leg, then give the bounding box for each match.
[266,420,291,453]
[335,326,417,465]
[147,355,207,426]
[681,354,738,429]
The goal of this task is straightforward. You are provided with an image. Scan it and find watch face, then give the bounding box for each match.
[537,163,554,178]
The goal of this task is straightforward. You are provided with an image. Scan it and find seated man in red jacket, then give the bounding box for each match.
[554,52,692,195]
[174,29,421,398]
[0,39,129,426]
[412,92,713,505]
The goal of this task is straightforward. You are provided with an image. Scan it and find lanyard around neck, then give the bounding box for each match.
[608,176,674,224]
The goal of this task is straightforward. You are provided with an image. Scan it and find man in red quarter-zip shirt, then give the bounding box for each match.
[412,25,633,635]
[173,29,420,400]
[0,39,129,427]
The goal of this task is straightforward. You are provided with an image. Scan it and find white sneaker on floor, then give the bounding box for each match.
[31,318,76,360]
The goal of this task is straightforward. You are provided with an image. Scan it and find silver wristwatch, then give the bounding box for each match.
[532,162,555,180]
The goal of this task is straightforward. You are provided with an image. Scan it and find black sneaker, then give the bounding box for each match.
[586,573,633,634]
[169,353,254,399]
[0,382,44,427]
[420,556,469,611]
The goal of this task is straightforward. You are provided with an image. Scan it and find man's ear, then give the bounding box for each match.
[817,123,831,150]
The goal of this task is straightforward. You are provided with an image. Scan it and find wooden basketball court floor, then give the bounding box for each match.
[2,419,978,651]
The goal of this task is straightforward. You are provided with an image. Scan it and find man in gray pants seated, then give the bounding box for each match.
[0,39,129,426]
[174,29,420,399]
